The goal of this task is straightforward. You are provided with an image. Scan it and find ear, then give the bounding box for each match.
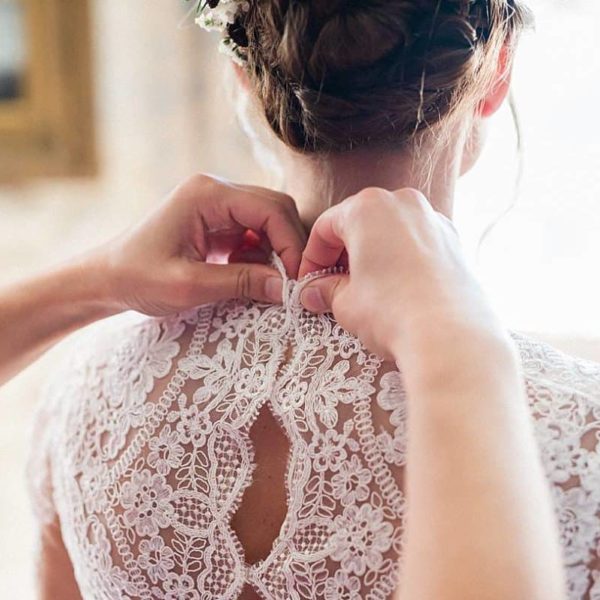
[478,44,514,118]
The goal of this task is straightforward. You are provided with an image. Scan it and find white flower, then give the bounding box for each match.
[121,470,173,537]
[324,569,362,600]
[234,364,267,397]
[279,379,309,411]
[195,0,250,64]
[161,573,199,600]
[174,396,213,447]
[331,454,371,507]
[148,425,184,476]
[330,503,393,576]
[195,1,249,31]
[138,536,175,584]
[308,429,348,473]
[105,321,182,409]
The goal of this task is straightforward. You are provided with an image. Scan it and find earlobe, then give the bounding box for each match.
[478,45,513,118]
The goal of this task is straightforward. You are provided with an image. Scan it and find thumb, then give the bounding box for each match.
[300,274,349,314]
[193,262,285,305]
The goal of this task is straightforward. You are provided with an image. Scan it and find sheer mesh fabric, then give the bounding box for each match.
[29,256,600,599]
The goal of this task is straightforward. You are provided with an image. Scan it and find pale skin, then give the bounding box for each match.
[30,42,565,600]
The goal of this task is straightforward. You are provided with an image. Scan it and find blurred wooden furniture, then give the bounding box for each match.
[0,0,95,181]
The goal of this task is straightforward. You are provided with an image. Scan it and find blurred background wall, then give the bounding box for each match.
[0,1,264,596]
[0,0,598,597]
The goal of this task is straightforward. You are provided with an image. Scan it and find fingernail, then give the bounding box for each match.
[265,276,283,303]
[300,285,327,312]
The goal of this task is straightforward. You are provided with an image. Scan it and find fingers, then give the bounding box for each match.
[236,183,308,249]
[298,205,346,278]
[300,274,349,314]
[228,186,306,278]
[187,262,285,305]
[194,177,307,278]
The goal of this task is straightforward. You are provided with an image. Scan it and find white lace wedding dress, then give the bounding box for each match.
[29,256,600,599]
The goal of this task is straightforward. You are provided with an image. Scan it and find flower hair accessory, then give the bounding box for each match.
[189,0,251,64]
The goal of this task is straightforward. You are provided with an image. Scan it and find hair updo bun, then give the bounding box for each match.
[239,0,530,153]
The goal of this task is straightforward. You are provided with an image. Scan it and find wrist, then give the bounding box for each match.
[64,250,123,320]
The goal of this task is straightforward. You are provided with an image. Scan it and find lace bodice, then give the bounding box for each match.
[29,257,600,599]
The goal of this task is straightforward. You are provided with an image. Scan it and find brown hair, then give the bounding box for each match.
[239,0,531,153]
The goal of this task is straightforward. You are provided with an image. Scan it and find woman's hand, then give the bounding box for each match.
[300,187,565,600]
[92,174,306,316]
[0,174,306,385]
[298,187,501,359]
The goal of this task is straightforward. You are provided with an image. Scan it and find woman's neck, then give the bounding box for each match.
[280,143,463,230]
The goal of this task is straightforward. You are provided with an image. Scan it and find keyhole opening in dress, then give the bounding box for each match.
[230,402,290,566]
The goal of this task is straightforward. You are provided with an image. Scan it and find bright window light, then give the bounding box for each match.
[455,0,600,336]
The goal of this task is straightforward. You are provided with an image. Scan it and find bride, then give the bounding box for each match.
[29,0,599,598]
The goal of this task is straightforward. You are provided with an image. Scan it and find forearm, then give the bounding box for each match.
[0,255,117,385]
[395,325,565,600]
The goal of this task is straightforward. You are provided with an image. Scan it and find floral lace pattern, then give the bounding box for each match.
[29,258,600,599]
